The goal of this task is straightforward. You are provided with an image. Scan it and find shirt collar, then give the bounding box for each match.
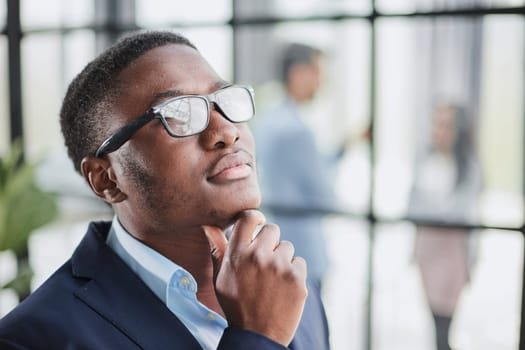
[105,216,227,350]
[106,215,197,303]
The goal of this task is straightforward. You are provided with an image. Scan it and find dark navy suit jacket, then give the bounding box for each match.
[0,221,330,349]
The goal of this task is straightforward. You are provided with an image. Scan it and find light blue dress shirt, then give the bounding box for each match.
[106,216,227,350]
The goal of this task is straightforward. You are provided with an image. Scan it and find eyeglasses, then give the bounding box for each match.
[95,84,256,157]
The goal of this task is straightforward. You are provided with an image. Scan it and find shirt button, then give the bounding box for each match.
[180,276,190,287]
[207,312,216,321]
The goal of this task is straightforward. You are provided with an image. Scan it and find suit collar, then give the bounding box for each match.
[71,221,203,350]
[71,221,109,278]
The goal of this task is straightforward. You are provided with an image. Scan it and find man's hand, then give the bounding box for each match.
[202,210,308,347]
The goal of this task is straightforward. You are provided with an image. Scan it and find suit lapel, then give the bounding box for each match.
[72,222,203,350]
[289,280,331,350]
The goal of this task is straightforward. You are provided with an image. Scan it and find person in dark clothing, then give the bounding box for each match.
[0,31,330,350]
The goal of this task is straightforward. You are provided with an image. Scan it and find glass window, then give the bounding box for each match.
[375,16,524,228]
[0,38,8,156]
[374,18,425,219]
[375,18,524,349]
[21,0,93,29]
[22,33,94,161]
[22,34,63,160]
[177,26,233,82]
[323,218,370,350]
[61,30,96,91]
[478,15,524,228]
[373,224,523,349]
[235,0,371,18]
[136,0,232,27]
[377,0,525,14]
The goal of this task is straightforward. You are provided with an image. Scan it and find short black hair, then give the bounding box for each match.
[60,30,197,173]
[281,43,321,84]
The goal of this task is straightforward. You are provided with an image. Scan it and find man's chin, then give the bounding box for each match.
[219,204,261,230]
[206,187,261,228]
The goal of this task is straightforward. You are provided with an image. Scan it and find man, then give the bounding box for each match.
[255,43,341,287]
[0,31,329,349]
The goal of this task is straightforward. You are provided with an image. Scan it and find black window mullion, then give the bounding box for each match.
[7,0,23,153]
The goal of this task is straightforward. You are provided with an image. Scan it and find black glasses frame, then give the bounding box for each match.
[94,84,255,157]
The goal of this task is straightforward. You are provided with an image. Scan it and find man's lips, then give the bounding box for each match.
[207,150,254,181]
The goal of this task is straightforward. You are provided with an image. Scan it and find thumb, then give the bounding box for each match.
[202,225,228,282]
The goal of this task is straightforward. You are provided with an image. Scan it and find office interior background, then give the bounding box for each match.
[1,0,524,349]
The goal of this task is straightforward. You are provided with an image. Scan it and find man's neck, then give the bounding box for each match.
[119,218,224,316]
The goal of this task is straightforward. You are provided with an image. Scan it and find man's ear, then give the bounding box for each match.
[80,156,127,204]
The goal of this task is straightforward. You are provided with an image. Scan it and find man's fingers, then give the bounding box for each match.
[202,225,228,281]
[274,240,295,261]
[209,214,309,346]
[291,256,308,284]
[229,210,266,252]
[253,223,281,251]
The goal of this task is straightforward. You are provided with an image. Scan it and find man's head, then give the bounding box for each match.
[281,43,322,103]
[60,31,197,173]
[60,31,261,232]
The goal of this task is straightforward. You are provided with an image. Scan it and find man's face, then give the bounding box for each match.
[288,54,322,102]
[432,107,457,153]
[106,44,261,231]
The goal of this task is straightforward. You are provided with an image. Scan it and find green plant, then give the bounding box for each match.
[0,141,58,298]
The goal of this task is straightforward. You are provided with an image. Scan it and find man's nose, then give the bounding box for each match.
[199,104,240,149]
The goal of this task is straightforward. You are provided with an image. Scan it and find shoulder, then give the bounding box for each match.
[0,261,78,346]
[0,221,113,347]
[256,101,307,133]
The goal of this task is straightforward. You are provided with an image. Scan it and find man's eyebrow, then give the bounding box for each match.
[150,80,231,106]
[213,80,231,89]
[150,89,184,105]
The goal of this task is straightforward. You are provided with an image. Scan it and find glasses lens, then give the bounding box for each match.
[216,87,254,122]
[159,97,208,136]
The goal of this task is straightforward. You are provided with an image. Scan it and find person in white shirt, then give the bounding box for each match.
[408,104,482,350]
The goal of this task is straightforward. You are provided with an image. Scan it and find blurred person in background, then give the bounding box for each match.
[407,104,482,350]
[255,43,350,289]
